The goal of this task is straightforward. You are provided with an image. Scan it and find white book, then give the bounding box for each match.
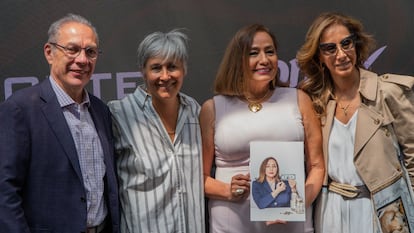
[250,141,306,222]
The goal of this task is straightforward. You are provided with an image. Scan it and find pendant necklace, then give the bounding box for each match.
[338,102,351,116]
[246,89,271,113]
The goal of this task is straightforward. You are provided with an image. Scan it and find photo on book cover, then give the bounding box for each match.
[250,141,305,222]
[377,197,410,233]
[373,175,414,233]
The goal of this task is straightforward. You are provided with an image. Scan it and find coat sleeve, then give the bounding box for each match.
[0,99,31,232]
[252,181,276,209]
[381,74,414,189]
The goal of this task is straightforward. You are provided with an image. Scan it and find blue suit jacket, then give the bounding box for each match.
[0,79,119,233]
[252,180,292,209]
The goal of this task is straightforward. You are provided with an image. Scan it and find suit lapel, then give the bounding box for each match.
[39,79,83,181]
[88,100,112,169]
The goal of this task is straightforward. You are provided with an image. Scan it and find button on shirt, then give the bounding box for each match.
[108,86,205,233]
[49,77,107,227]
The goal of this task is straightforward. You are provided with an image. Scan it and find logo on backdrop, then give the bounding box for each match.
[2,46,386,100]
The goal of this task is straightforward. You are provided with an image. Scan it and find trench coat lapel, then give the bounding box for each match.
[354,104,383,159]
[323,102,383,161]
[322,98,383,181]
[354,69,384,159]
[321,100,336,184]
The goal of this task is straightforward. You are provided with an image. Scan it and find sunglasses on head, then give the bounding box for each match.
[319,34,356,56]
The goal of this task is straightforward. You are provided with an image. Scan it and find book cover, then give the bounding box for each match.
[250,141,306,221]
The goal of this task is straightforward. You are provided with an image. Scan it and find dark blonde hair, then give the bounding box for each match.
[256,157,280,183]
[214,24,278,96]
[296,12,376,115]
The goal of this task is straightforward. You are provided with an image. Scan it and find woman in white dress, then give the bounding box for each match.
[200,24,325,233]
[297,12,414,233]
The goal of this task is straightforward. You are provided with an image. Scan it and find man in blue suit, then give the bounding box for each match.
[0,14,119,233]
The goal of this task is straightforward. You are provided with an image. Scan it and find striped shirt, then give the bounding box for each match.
[49,77,107,227]
[108,86,205,233]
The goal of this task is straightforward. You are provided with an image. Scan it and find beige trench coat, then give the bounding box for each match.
[321,69,414,193]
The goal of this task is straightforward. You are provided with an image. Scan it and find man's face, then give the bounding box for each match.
[44,22,98,101]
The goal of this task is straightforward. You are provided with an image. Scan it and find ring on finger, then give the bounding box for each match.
[235,188,244,195]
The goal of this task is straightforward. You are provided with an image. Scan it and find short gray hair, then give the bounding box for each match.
[48,13,99,45]
[137,29,189,74]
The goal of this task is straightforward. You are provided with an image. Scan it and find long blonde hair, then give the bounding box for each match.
[296,12,376,116]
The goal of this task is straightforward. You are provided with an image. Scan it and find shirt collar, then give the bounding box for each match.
[49,76,91,108]
[358,68,378,102]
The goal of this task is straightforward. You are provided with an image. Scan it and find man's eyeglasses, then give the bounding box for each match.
[319,34,356,57]
[49,42,101,60]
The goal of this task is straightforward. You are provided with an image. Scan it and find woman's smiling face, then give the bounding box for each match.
[248,31,278,85]
[143,57,184,101]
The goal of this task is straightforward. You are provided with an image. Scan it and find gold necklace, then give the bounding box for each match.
[246,89,271,113]
[338,102,351,116]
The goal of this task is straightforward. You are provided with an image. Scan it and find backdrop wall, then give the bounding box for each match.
[1,0,413,103]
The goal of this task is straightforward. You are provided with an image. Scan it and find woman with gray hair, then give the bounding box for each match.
[108,29,205,233]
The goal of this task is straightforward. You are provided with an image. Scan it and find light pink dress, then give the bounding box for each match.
[209,87,313,233]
